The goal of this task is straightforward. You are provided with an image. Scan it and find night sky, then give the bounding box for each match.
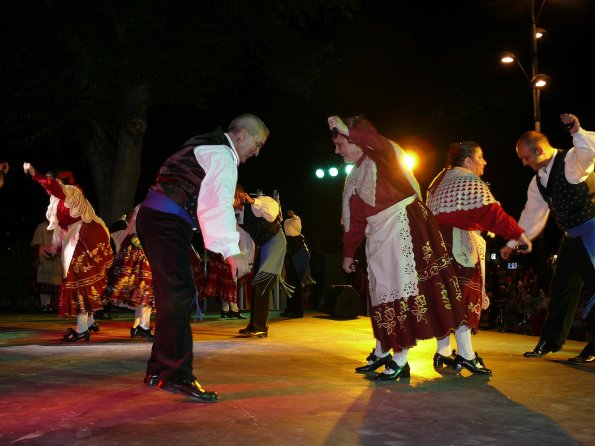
[1,0,594,259]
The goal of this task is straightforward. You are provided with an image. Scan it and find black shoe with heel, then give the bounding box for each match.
[433,349,456,368]
[61,328,90,343]
[375,360,410,381]
[88,322,100,333]
[453,352,492,375]
[227,310,247,319]
[131,326,154,341]
[355,349,393,373]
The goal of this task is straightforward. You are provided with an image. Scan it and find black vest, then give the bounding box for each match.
[239,203,280,247]
[150,128,230,228]
[535,149,595,231]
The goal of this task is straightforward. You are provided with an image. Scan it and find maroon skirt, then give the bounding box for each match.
[368,199,467,352]
[58,221,113,317]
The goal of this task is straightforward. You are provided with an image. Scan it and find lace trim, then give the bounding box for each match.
[63,185,96,223]
[342,156,376,232]
[427,167,497,215]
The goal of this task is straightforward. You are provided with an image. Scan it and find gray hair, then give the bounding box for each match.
[228,114,269,137]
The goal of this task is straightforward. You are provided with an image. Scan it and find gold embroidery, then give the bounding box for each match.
[422,241,433,264]
[439,283,452,310]
[411,295,428,323]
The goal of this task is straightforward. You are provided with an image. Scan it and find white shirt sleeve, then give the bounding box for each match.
[194,145,241,259]
[565,128,595,184]
[507,177,550,247]
[283,216,302,236]
[250,196,280,222]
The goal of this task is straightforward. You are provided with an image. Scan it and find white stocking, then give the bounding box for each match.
[454,325,475,360]
[76,313,88,333]
[133,306,142,328]
[140,305,152,330]
[436,335,452,356]
[374,339,390,358]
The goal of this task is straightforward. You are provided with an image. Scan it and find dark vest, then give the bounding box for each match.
[150,128,230,228]
[239,203,280,247]
[535,149,595,231]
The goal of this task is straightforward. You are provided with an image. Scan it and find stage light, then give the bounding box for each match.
[345,164,354,174]
[315,168,325,178]
[328,167,339,177]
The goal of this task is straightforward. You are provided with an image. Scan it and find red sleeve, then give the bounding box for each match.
[342,195,368,258]
[347,127,393,157]
[32,172,66,199]
[435,203,524,240]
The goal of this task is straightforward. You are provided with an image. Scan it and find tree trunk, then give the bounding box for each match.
[85,82,149,225]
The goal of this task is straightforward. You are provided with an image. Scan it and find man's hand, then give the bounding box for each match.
[227,253,249,280]
[560,113,579,134]
[500,246,514,261]
[328,116,349,137]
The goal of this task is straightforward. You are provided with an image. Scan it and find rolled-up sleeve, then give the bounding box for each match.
[194,145,241,259]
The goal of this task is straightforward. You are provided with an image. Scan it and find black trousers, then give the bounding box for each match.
[284,259,304,317]
[541,235,595,346]
[137,206,196,383]
[248,278,275,332]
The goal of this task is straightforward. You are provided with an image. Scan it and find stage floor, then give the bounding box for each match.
[0,311,593,445]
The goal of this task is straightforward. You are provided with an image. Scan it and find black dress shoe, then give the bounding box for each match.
[61,328,90,343]
[227,310,247,319]
[220,311,228,318]
[523,340,562,358]
[239,329,268,338]
[355,349,393,373]
[144,374,159,386]
[568,344,595,363]
[375,360,410,380]
[453,353,492,375]
[88,322,100,333]
[433,349,457,368]
[238,325,254,334]
[156,379,218,402]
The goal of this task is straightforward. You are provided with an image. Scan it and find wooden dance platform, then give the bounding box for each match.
[0,311,593,445]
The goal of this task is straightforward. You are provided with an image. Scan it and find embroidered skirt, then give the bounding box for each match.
[204,252,237,303]
[104,234,154,310]
[365,197,466,352]
[439,225,484,331]
[58,221,113,317]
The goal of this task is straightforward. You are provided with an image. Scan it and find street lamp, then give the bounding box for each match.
[500,0,549,132]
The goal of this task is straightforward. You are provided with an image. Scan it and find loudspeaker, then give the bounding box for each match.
[319,285,361,319]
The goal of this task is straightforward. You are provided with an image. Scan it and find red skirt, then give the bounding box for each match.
[105,234,154,310]
[58,221,113,317]
[204,253,237,303]
[439,225,483,331]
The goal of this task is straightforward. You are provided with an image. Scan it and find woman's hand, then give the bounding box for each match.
[23,162,36,177]
[328,116,349,137]
[342,256,355,274]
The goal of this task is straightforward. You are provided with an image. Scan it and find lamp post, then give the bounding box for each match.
[501,0,549,132]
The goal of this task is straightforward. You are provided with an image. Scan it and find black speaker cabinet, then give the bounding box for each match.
[319,285,361,319]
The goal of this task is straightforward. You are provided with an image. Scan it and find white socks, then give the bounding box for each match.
[374,339,390,359]
[230,302,239,312]
[221,301,230,312]
[40,293,51,307]
[436,335,452,356]
[454,325,475,360]
[392,349,409,368]
[76,313,88,333]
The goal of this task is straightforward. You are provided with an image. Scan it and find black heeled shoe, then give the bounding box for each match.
[88,322,100,333]
[227,310,247,319]
[433,349,457,368]
[375,360,410,381]
[156,378,218,402]
[131,326,154,341]
[61,328,90,343]
[355,349,393,373]
[453,352,492,375]
[220,311,228,318]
